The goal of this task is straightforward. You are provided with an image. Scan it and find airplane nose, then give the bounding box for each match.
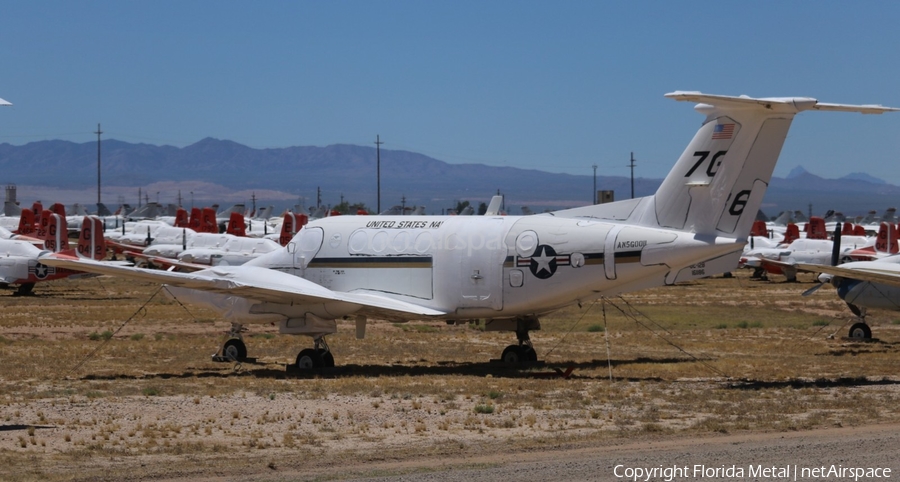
[816,273,832,284]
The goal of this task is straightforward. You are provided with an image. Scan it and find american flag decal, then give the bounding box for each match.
[712,123,735,140]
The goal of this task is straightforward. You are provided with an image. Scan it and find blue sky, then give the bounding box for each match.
[1,1,899,183]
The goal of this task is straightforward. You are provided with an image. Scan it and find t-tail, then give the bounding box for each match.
[648,92,898,240]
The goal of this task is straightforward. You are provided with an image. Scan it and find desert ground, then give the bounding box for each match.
[1,269,899,481]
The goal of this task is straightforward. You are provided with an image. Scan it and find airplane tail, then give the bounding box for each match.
[76,216,107,260]
[874,222,899,254]
[749,219,768,237]
[278,212,308,246]
[805,217,827,240]
[40,211,70,252]
[189,208,202,231]
[226,212,246,236]
[16,208,36,235]
[647,92,897,239]
[782,223,800,244]
[174,208,189,228]
[200,207,218,233]
[50,202,66,217]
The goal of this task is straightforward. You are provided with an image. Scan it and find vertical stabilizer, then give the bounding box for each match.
[650,92,897,239]
[77,216,107,260]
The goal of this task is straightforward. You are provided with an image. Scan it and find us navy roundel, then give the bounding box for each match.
[516,244,571,279]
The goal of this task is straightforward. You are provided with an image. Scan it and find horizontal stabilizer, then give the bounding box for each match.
[666,91,899,115]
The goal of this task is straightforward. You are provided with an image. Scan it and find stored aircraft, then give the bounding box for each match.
[40,92,898,369]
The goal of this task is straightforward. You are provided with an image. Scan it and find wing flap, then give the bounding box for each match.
[39,252,446,318]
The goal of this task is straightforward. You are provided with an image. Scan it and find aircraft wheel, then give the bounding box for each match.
[522,346,538,362]
[322,351,335,368]
[222,338,247,360]
[848,322,872,340]
[14,283,35,296]
[296,348,323,369]
[501,345,523,364]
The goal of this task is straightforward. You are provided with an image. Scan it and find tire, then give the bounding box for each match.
[501,345,522,364]
[222,338,247,360]
[15,283,35,296]
[848,322,872,340]
[522,346,538,362]
[321,351,335,368]
[296,348,322,369]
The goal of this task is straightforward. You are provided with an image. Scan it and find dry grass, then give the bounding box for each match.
[1,271,899,481]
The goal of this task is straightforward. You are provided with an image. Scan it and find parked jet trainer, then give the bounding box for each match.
[40,92,898,369]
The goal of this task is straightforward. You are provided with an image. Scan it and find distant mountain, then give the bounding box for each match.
[786,165,810,179]
[0,138,898,215]
[841,172,886,184]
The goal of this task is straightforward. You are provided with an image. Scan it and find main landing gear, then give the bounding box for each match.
[501,328,538,364]
[13,283,35,296]
[295,336,334,369]
[213,323,336,370]
[215,322,249,362]
[486,316,541,365]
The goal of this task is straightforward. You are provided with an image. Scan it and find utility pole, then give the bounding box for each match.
[592,164,598,204]
[251,192,257,215]
[95,124,102,205]
[629,152,637,199]
[316,186,322,209]
[401,195,406,215]
[375,135,383,214]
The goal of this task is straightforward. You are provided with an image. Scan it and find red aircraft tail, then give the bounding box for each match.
[16,208,36,235]
[841,223,854,236]
[782,223,800,244]
[41,211,70,252]
[189,208,202,231]
[749,219,768,237]
[225,212,246,237]
[200,207,218,233]
[874,222,899,254]
[76,216,107,260]
[174,208,189,228]
[50,202,66,217]
[805,217,827,240]
[278,212,309,246]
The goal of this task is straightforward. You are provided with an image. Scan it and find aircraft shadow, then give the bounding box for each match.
[0,424,55,432]
[727,377,900,391]
[76,356,703,381]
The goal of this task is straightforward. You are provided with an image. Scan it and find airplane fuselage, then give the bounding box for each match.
[241,214,744,322]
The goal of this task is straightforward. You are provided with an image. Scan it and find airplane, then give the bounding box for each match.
[1,214,106,295]
[742,217,870,281]
[39,91,899,369]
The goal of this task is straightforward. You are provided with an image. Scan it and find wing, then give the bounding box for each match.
[39,252,447,318]
[794,261,900,288]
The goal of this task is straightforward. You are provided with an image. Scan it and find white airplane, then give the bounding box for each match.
[795,255,900,339]
[1,215,106,295]
[39,92,898,369]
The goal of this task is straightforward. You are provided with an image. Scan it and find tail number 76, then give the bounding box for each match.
[685,151,727,178]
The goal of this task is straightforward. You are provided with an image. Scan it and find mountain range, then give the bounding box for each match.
[1,138,899,216]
